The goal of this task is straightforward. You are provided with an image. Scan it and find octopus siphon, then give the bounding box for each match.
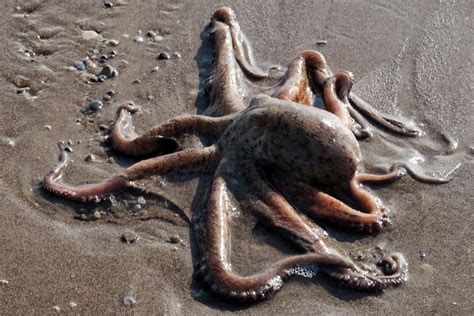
[42,8,451,301]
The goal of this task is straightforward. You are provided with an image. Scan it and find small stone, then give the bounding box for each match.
[132,79,141,84]
[121,231,139,244]
[107,39,119,46]
[157,52,170,60]
[99,65,118,78]
[146,30,157,37]
[98,55,108,63]
[44,125,52,130]
[97,75,106,82]
[13,75,31,88]
[137,196,146,205]
[316,40,328,45]
[151,66,159,73]
[104,1,113,8]
[106,89,115,96]
[82,30,100,41]
[80,214,87,221]
[147,95,154,100]
[69,302,77,308]
[131,204,142,213]
[85,154,97,162]
[6,140,15,147]
[110,50,117,56]
[153,35,164,42]
[73,60,86,71]
[123,296,136,307]
[420,251,428,259]
[89,100,103,111]
[168,235,182,244]
[172,52,181,59]
[133,36,144,43]
[89,75,99,83]
[52,305,60,313]
[93,210,102,219]
[103,94,112,102]
[119,59,129,68]
[0,279,8,285]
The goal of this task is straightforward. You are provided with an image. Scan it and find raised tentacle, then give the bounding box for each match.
[111,102,236,157]
[349,93,420,137]
[273,50,330,104]
[211,7,268,79]
[43,143,220,203]
[206,21,247,116]
[201,161,354,301]
[323,72,354,128]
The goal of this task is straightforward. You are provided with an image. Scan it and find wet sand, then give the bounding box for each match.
[1,0,473,314]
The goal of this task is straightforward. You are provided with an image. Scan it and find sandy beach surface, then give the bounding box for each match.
[1,0,473,314]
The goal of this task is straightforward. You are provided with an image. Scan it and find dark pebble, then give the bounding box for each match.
[89,100,103,111]
[172,52,181,59]
[132,79,141,84]
[131,204,142,213]
[151,66,159,72]
[158,52,170,60]
[99,124,109,131]
[99,65,118,78]
[420,251,428,259]
[106,89,115,96]
[103,94,112,101]
[73,60,86,71]
[168,235,182,244]
[89,75,98,83]
[110,50,117,56]
[84,154,97,162]
[104,1,113,8]
[146,30,157,37]
[121,231,139,244]
[98,75,106,82]
[98,55,108,63]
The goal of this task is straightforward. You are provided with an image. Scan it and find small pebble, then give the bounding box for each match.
[44,125,52,130]
[98,55,108,63]
[131,204,142,213]
[110,50,117,56]
[89,100,103,111]
[420,251,428,259]
[146,30,157,37]
[97,75,106,82]
[158,52,170,60]
[123,296,136,307]
[89,75,99,83]
[69,302,77,308]
[103,94,112,101]
[82,30,100,41]
[151,66,159,73]
[172,52,181,59]
[99,124,109,131]
[132,79,141,84]
[93,210,102,219]
[106,89,115,96]
[84,154,97,162]
[121,231,139,244]
[133,36,144,43]
[168,235,182,244]
[52,305,60,313]
[99,65,118,78]
[73,60,86,71]
[107,39,119,46]
[316,40,328,45]
[153,35,164,42]
[7,140,15,147]
[118,59,129,68]
[137,196,146,205]
[80,214,87,220]
[104,1,113,8]
[0,279,8,285]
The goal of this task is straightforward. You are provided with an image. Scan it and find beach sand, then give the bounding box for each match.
[0,0,473,314]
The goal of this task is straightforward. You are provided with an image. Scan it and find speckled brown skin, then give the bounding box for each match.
[42,7,451,302]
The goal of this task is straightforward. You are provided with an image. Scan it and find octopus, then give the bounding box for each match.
[42,8,451,301]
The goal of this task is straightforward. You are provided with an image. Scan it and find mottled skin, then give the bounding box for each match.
[42,7,450,302]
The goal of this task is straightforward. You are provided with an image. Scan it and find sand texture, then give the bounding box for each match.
[0,0,473,314]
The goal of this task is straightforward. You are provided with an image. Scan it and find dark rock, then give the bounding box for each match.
[158,52,170,60]
[99,65,118,78]
[89,100,103,111]
[73,60,86,71]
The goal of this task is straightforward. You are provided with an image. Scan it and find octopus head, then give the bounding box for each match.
[247,95,362,186]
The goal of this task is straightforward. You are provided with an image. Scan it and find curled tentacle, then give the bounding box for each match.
[203,172,354,301]
[43,142,130,203]
[43,144,220,203]
[349,94,420,137]
[211,7,268,79]
[111,102,236,157]
[324,253,407,290]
